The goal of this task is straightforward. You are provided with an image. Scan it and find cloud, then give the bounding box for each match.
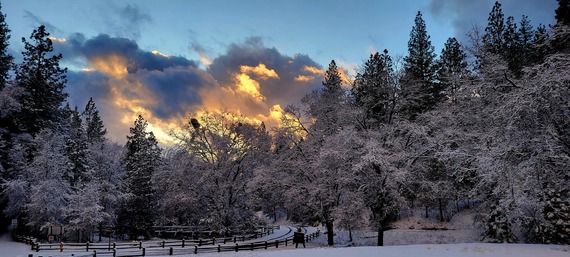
[428,0,557,43]
[204,37,323,127]
[23,10,63,35]
[95,2,152,40]
[56,35,323,144]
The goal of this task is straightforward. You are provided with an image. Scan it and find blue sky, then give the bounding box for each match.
[2,0,558,143]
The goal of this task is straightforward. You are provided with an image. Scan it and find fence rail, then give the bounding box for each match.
[17,228,320,257]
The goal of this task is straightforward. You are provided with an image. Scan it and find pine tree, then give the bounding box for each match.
[352,50,396,126]
[556,0,570,25]
[483,1,506,54]
[119,115,161,239]
[503,16,522,76]
[82,97,107,143]
[436,37,468,102]
[0,3,12,91]
[15,25,68,136]
[306,60,345,136]
[0,3,15,231]
[402,11,438,118]
[64,106,90,188]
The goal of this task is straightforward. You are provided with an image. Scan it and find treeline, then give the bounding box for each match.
[0,1,569,247]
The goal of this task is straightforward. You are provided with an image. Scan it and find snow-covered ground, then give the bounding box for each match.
[3,239,569,257]
[3,209,569,257]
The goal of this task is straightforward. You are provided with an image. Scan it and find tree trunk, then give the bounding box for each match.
[438,198,444,222]
[348,226,353,243]
[98,223,102,242]
[325,220,334,246]
[377,224,384,246]
[425,206,429,218]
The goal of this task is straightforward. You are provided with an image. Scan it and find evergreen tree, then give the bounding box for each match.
[0,2,12,91]
[483,1,506,54]
[306,60,345,136]
[556,0,570,25]
[503,16,522,76]
[15,25,68,136]
[436,37,468,102]
[64,106,90,188]
[531,24,549,63]
[82,97,107,143]
[0,3,15,232]
[119,115,161,239]
[402,11,438,118]
[352,50,396,126]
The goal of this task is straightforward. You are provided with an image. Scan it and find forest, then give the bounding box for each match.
[0,0,569,247]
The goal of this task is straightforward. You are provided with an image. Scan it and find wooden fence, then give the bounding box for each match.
[17,229,320,257]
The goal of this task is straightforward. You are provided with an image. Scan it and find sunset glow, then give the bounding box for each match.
[3,0,556,143]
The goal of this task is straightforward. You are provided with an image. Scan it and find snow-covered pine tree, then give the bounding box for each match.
[119,115,161,239]
[67,182,108,242]
[23,129,72,235]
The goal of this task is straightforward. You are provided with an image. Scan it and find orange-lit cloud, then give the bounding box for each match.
[294,75,315,82]
[240,63,279,80]
[49,37,67,43]
[58,35,323,145]
[89,54,130,79]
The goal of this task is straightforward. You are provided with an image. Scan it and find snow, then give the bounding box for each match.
[2,231,569,257]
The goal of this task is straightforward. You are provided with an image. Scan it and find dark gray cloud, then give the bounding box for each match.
[57,33,198,71]
[139,66,212,119]
[55,33,207,121]
[65,70,110,109]
[429,0,557,43]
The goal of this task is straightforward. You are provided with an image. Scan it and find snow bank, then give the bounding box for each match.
[155,244,569,257]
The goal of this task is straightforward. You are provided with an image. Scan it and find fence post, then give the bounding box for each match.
[198,238,202,246]
[93,250,97,257]
[194,245,198,254]
[182,239,185,248]
[113,249,116,257]
[285,238,288,246]
[251,243,254,251]
[28,254,33,257]
[139,241,142,249]
[233,236,236,243]
[113,242,116,249]
[212,238,215,245]
[218,245,221,252]
[86,242,90,251]
[265,241,268,249]
[162,240,165,248]
[142,248,145,256]
[169,247,173,255]
[235,243,238,252]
